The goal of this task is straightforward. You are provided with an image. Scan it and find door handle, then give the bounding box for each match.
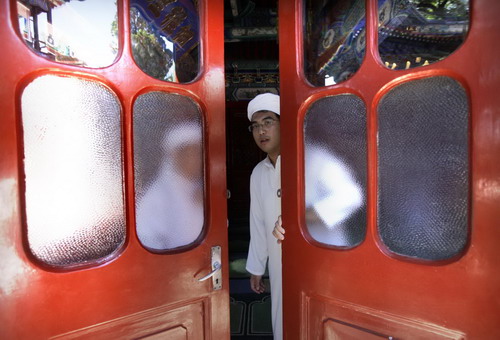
[198,261,221,281]
[198,246,222,290]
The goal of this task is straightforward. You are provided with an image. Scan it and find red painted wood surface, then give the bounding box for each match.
[0,1,229,339]
[279,0,500,338]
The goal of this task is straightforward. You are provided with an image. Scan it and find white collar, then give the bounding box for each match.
[264,155,281,169]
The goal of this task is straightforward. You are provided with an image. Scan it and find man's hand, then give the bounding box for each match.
[272,215,285,243]
[250,274,266,294]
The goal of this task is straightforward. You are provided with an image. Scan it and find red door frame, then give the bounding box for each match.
[279,0,500,338]
[0,0,229,339]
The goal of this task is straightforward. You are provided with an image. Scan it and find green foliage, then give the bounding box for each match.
[410,0,469,20]
[110,7,173,80]
[130,8,173,80]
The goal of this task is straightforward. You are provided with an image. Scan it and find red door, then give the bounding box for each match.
[0,1,229,339]
[280,0,500,338]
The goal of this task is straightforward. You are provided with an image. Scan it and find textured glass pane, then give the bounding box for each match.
[16,0,118,67]
[378,0,469,70]
[304,95,367,247]
[130,1,200,83]
[304,0,366,86]
[378,76,469,261]
[134,92,204,250]
[21,75,125,268]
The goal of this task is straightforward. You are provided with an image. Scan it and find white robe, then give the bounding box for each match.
[246,156,282,340]
[306,146,363,227]
[305,146,364,245]
[136,165,204,250]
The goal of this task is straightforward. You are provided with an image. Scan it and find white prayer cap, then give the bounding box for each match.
[247,93,280,121]
[162,124,202,153]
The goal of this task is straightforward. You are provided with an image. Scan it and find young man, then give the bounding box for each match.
[245,93,282,340]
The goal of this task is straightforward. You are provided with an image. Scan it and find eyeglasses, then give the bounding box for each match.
[248,118,278,132]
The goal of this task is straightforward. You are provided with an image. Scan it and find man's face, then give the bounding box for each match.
[250,110,280,157]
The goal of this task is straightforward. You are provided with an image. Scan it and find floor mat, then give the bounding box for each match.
[229,257,273,339]
[230,293,273,339]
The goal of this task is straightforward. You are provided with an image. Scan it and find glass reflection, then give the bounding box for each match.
[21,75,125,268]
[378,0,469,70]
[134,93,204,251]
[130,1,200,83]
[304,0,366,86]
[16,0,118,67]
[304,95,367,247]
[305,146,364,245]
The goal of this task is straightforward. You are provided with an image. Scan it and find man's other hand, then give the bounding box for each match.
[272,215,285,243]
[250,274,266,294]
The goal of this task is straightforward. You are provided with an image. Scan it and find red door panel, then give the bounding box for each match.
[279,0,500,339]
[0,1,228,339]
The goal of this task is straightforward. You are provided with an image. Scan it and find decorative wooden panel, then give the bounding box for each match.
[303,293,465,340]
[51,298,207,340]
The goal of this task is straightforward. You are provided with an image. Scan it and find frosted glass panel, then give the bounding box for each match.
[378,76,469,261]
[21,75,125,268]
[134,92,204,251]
[304,95,367,247]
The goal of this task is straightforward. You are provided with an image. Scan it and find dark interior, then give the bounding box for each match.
[224,0,278,264]
[224,0,278,337]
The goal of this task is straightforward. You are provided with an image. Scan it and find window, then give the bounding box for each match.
[304,0,366,86]
[130,0,200,83]
[378,0,469,70]
[16,0,118,68]
[304,95,367,247]
[21,75,125,268]
[377,76,469,260]
[303,0,470,85]
[133,92,205,251]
